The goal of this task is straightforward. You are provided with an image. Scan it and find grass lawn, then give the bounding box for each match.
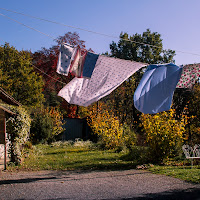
[17,142,137,171]
[148,165,200,184]
[8,142,200,184]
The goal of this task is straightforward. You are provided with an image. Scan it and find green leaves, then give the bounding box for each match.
[110,29,175,64]
[0,43,45,107]
[2,103,31,164]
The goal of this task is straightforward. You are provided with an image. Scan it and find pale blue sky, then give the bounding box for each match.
[0,0,200,65]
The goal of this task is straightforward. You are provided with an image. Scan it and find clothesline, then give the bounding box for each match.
[57,44,200,114]
[0,12,68,85]
[0,9,199,92]
[1,7,200,57]
[0,12,57,41]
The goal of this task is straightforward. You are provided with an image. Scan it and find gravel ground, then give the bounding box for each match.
[0,169,200,200]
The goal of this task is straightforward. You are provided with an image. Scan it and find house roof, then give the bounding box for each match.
[0,87,21,106]
[0,105,16,115]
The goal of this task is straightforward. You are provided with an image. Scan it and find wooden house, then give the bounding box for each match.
[0,87,21,170]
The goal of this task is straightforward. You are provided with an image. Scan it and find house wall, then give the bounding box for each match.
[0,144,4,158]
[0,143,9,159]
[0,109,5,144]
[0,109,9,160]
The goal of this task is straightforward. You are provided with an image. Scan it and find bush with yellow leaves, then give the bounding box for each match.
[140,109,187,163]
[87,102,124,149]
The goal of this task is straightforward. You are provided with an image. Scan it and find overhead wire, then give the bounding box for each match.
[0,12,67,85]
[0,7,200,87]
[1,7,200,57]
[29,63,67,85]
[0,12,56,41]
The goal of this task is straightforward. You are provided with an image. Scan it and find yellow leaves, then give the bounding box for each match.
[140,109,188,159]
[87,102,123,149]
[41,107,64,136]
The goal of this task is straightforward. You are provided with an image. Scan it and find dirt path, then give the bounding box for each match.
[0,169,200,200]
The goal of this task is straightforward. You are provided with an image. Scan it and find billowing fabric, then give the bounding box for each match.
[56,44,76,76]
[82,52,99,78]
[134,63,182,114]
[58,56,146,107]
[70,48,87,78]
[57,45,99,78]
[176,64,200,88]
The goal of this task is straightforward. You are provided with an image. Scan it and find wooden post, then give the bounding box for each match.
[4,117,6,170]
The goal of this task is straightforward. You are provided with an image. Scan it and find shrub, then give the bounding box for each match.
[30,107,64,144]
[121,124,137,150]
[140,109,187,163]
[3,104,31,165]
[87,102,123,149]
[122,146,150,164]
[73,138,94,149]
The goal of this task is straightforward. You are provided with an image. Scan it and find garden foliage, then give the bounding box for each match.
[2,104,31,164]
[87,102,137,150]
[0,43,45,107]
[140,109,188,163]
[87,102,123,149]
[30,107,64,144]
[184,84,200,144]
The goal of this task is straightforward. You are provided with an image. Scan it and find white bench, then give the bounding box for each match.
[182,144,200,167]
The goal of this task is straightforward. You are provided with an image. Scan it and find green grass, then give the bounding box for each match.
[8,142,200,184]
[17,143,137,171]
[148,165,200,184]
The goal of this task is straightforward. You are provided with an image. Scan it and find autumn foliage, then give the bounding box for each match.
[32,32,86,118]
[87,102,123,149]
[140,109,188,162]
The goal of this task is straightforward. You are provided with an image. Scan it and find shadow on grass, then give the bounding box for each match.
[45,149,94,155]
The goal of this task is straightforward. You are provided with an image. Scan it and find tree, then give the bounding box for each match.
[105,29,176,133]
[32,32,86,117]
[183,83,200,144]
[0,43,45,107]
[30,106,65,144]
[110,29,175,64]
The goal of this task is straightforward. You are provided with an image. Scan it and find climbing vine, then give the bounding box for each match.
[1,104,31,165]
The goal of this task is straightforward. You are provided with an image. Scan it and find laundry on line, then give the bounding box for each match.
[57,45,200,114]
[134,63,182,114]
[56,44,76,76]
[176,63,200,89]
[57,44,99,78]
[58,55,146,107]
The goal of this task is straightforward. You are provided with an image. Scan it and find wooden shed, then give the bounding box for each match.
[0,87,21,170]
[62,118,92,141]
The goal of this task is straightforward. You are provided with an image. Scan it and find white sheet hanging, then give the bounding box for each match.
[56,44,77,76]
[58,55,146,107]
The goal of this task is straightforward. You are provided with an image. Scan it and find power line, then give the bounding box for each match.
[0,12,56,41]
[0,8,119,40]
[1,7,200,57]
[0,13,66,85]
[30,63,67,85]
